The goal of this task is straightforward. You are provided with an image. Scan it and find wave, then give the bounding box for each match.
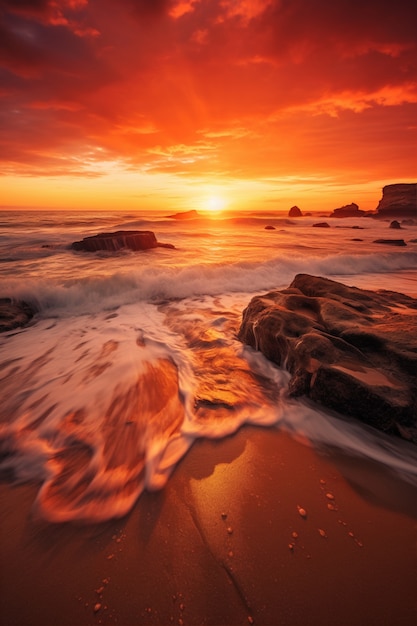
[1,296,416,524]
[1,250,417,316]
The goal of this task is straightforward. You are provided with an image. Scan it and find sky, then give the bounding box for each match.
[0,0,416,213]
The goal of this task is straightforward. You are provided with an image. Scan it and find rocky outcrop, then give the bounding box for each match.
[238,274,417,440]
[375,183,417,218]
[330,202,365,218]
[71,231,175,252]
[288,206,302,217]
[0,298,36,332]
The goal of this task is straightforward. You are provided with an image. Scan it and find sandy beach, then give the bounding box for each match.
[1,425,416,626]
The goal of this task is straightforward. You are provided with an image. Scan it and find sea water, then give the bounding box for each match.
[1,209,417,522]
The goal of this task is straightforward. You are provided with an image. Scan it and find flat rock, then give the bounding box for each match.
[71,230,174,252]
[0,298,36,332]
[238,274,417,440]
[167,210,200,220]
[373,239,407,246]
[313,222,330,228]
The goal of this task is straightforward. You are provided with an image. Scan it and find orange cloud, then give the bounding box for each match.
[0,0,416,209]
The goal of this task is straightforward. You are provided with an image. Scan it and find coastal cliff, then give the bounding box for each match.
[375,183,417,218]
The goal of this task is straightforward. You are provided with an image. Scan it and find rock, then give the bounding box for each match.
[0,298,36,332]
[167,209,200,220]
[238,274,417,439]
[313,222,330,228]
[288,206,303,217]
[265,225,276,230]
[71,231,175,252]
[373,239,407,246]
[330,202,365,218]
[375,183,417,218]
[389,220,402,229]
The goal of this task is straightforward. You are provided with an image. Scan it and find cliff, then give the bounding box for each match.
[375,183,417,218]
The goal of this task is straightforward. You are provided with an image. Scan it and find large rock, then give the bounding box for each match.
[330,202,365,218]
[288,206,302,217]
[0,298,36,332]
[71,230,174,252]
[375,183,417,218]
[238,274,417,440]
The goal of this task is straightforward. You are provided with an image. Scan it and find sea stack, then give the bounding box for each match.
[375,183,417,218]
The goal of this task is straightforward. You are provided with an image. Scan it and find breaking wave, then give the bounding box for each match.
[2,251,417,317]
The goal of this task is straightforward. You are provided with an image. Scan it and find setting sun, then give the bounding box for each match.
[206,195,227,212]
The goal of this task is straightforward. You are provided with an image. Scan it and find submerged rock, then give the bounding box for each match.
[375,183,417,218]
[71,230,174,252]
[0,298,36,332]
[313,222,330,228]
[167,209,200,220]
[238,274,417,440]
[373,239,407,246]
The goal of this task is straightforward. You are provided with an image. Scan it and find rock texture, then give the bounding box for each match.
[0,298,36,332]
[238,274,417,440]
[375,183,417,218]
[330,202,365,218]
[71,231,174,252]
[288,206,302,217]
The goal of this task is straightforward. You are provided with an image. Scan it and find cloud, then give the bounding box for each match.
[0,0,416,184]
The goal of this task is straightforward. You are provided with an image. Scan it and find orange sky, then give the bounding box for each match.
[0,0,416,213]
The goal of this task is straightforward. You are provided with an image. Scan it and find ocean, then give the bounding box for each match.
[1,209,417,523]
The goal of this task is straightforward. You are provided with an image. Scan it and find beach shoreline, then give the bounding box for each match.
[1,425,416,626]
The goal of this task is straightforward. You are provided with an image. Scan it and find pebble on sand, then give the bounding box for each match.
[297,505,307,518]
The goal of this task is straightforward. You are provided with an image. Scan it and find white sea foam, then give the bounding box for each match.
[2,250,417,317]
[1,210,416,522]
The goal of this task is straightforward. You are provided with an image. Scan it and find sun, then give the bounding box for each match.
[206,195,227,212]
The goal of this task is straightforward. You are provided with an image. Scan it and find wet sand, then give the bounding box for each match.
[0,426,416,626]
